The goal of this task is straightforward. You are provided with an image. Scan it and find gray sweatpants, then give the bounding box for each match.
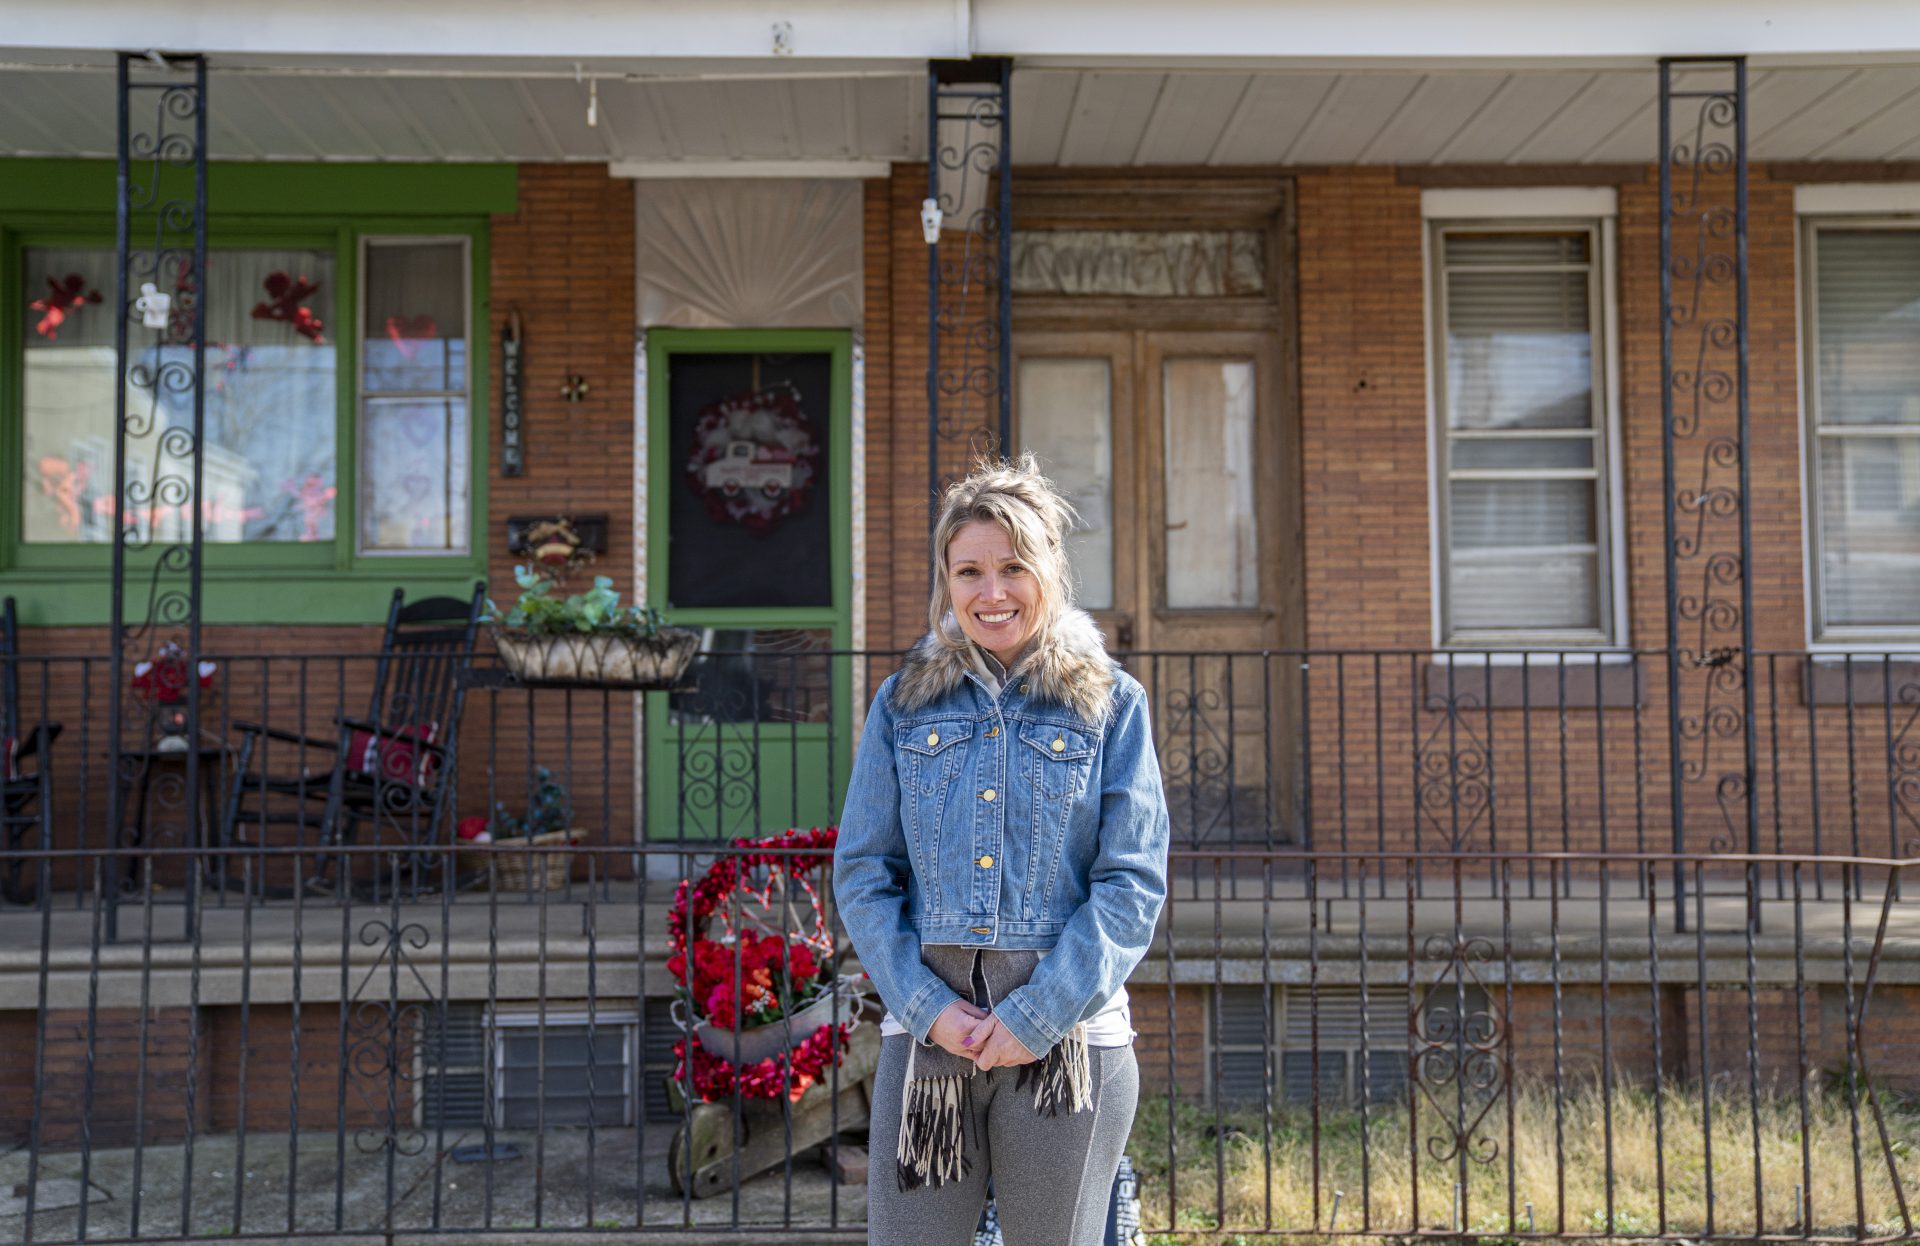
[865,1033,1139,1246]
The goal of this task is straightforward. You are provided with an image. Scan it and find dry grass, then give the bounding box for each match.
[1128,1075,1920,1244]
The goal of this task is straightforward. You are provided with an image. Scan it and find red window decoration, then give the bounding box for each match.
[250,271,326,343]
[30,273,100,340]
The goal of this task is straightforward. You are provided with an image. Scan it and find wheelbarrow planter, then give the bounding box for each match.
[665,1020,880,1199]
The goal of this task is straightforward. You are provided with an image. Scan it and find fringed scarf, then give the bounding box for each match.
[895,944,1092,1192]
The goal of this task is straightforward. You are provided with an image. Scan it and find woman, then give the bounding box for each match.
[835,456,1170,1246]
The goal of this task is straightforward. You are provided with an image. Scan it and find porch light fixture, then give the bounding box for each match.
[920,197,943,245]
[576,64,598,128]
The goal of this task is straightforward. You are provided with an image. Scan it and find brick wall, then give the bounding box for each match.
[206,1003,412,1134]
[1129,982,1209,1100]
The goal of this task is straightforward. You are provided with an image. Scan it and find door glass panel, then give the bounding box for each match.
[1163,358,1257,608]
[1018,357,1115,609]
[666,351,833,608]
[669,627,835,725]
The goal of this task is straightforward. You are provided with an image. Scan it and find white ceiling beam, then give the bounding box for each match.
[0,2,968,61]
[978,0,1920,63]
[610,159,893,178]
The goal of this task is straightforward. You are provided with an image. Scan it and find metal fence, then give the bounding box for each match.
[0,841,1914,1243]
[4,645,1916,911]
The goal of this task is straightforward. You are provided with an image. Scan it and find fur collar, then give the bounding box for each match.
[891,609,1118,726]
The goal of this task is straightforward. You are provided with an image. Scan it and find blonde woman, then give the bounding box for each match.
[835,456,1170,1245]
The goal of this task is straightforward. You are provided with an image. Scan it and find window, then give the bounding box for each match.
[1214,985,1409,1107]
[5,198,490,624]
[419,1005,641,1130]
[359,238,472,555]
[1803,221,1920,638]
[1431,223,1618,646]
[1214,984,1487,1107]
[22,245,339,545]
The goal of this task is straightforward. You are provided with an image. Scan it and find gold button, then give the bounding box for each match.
[977,855,994,869]
[1052,737,1066,753]
[1019,683,1030,693]
[927,731,939,747]
[982,788,996,802]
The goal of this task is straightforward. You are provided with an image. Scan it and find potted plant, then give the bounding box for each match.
[481,766,587,891]
[486,564,698,687]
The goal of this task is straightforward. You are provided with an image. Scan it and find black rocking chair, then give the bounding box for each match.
[220,584,485,895]
[2,597,62,904]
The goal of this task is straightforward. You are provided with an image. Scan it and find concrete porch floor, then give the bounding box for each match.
[0,869,1916,1009]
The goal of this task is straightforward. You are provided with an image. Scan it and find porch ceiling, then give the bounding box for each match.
[3,59,1920,167]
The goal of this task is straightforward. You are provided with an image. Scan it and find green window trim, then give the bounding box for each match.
[1,161,513,626]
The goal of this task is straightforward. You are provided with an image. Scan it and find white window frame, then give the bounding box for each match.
[355,233,475,559]
[491,1008,640,1129]
[1794,189,1920,650]
[1421,188,1627,652]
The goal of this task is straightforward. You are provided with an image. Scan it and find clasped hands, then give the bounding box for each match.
[928,999,1037,1071]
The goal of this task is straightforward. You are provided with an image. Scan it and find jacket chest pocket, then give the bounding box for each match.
[896,720,974,794]
[1019,722,1095,801]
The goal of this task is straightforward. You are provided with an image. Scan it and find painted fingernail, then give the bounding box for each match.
[962,1035,973,1046]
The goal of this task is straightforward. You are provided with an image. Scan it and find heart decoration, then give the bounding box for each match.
[384,314,439,360]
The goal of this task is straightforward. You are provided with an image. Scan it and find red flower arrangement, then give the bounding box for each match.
[666,825,857,1103]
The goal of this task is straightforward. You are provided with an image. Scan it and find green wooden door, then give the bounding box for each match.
[644,329,853,841]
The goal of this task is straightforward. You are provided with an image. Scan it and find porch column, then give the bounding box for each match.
[108,53,210,941]
[1657,57,1759,931]
[925,57,1013,534]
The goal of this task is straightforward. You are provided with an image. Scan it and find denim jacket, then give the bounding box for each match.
[833,610,1170,1061]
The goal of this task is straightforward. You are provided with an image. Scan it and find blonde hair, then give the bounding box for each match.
[928,454,1079,644]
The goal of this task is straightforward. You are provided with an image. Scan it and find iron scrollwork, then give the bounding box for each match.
[1412,935,1506,1175]
[107,54,210,937]
[1659,58,1759,923]
[347,918,437,1159]
[927,58,1013,529]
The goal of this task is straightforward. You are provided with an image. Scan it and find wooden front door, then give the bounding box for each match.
[1014,328,1293,846]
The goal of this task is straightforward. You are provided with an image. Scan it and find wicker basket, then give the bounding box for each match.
[485,829,587,891]
[492,627,700,687]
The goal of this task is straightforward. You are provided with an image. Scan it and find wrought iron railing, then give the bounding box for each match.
[0,841,1913,1242]
[2,647,1916,918]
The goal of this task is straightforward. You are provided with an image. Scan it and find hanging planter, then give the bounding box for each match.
[486,565,698,688]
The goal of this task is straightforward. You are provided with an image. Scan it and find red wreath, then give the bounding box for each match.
[250,271,326,343]
[682,385,821,534]
[31,274,100,340]
[667,826,853,1103]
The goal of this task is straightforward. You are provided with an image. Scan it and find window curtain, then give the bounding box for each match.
[21,246,337,544]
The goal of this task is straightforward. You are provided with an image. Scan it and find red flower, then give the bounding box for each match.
[705,983,737,1031]
[789,941,820,981]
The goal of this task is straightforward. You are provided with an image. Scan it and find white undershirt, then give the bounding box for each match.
[876,642,1134,1048]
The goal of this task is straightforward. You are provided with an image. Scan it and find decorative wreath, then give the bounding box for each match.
[667,825,864,1103]
[681,384,821,533]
